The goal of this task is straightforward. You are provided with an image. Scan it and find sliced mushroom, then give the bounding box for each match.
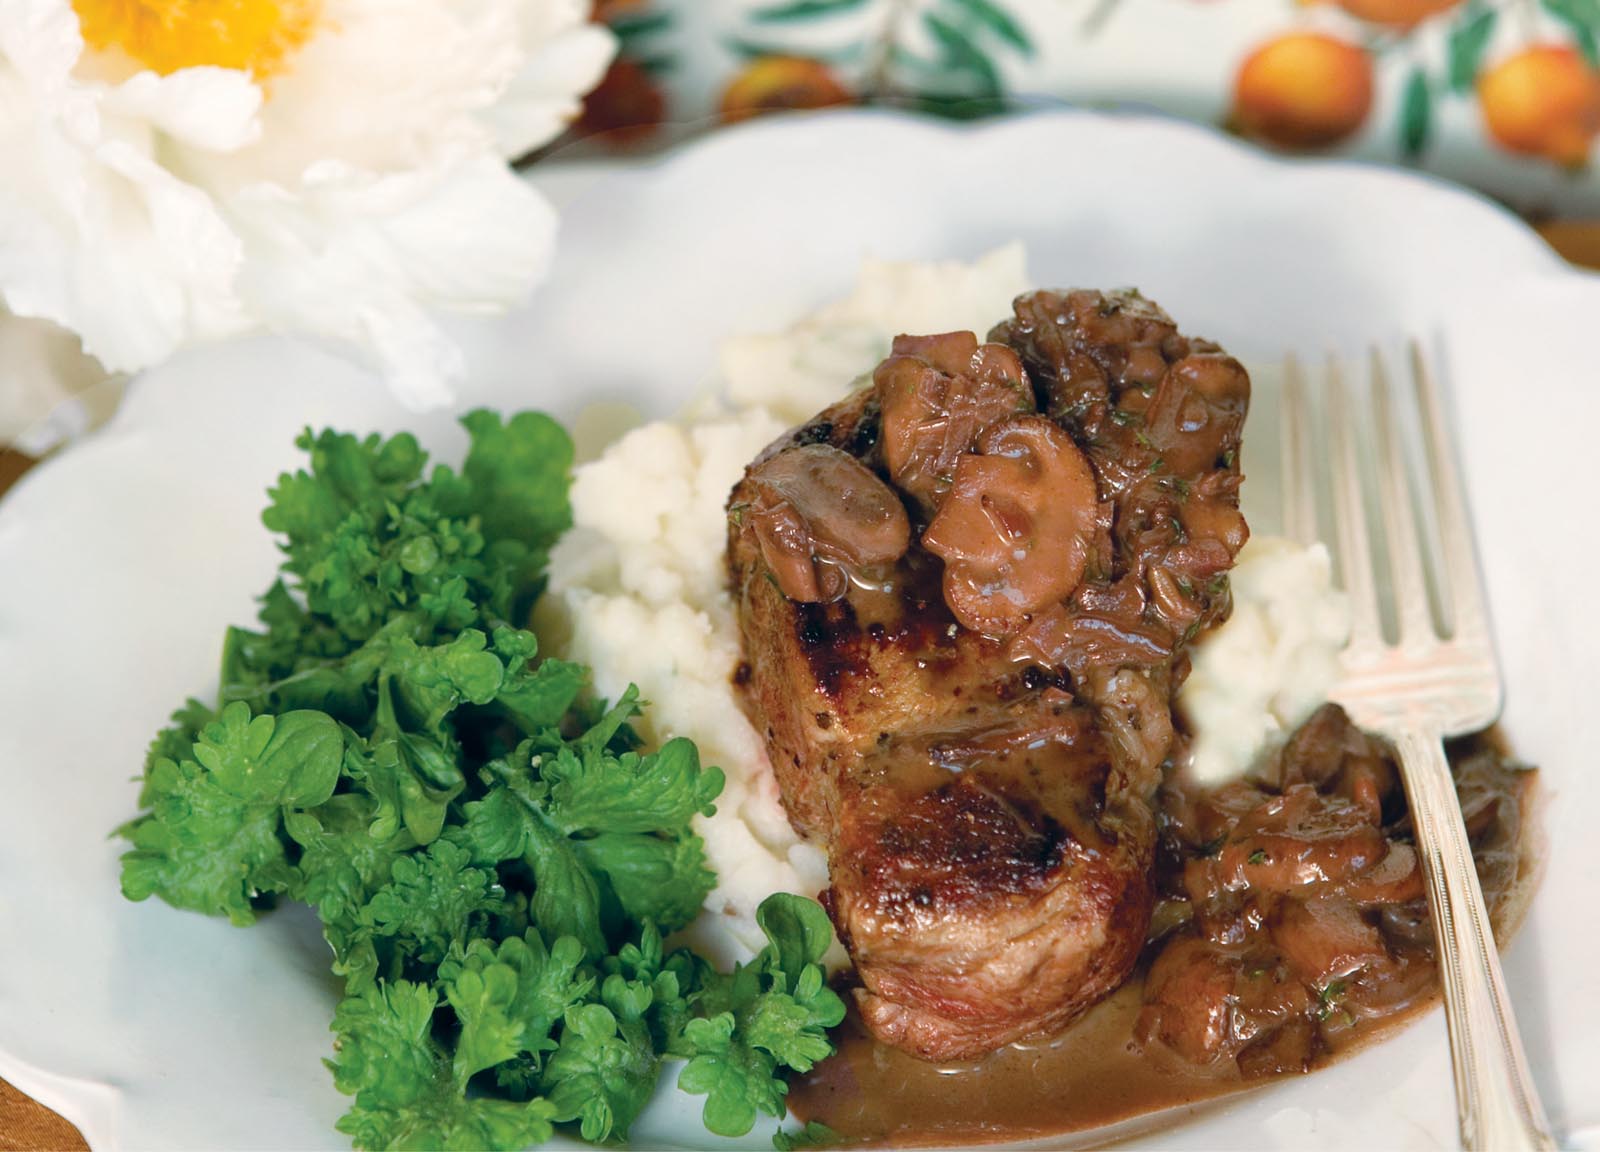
[1008,595,1174,682]
[990,288,1183,413]
[740,443,911,603]
[873,330,1035,516]
[1141,352,1251,476]
[1178,497,1249,562]
[921,415,1099,636]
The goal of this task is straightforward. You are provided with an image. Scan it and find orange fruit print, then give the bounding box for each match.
[719,55,852,124]
[1478,44,1600,168]
[1333,0,1462,30]
[1231,31,1375,149]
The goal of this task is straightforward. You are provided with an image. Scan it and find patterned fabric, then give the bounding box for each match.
[577,0,1600,215]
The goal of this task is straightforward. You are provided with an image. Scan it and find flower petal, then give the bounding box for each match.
[224,153,555,408]
[217,0,521,185]
[0,310,114,450]
[484,6,615,159]
[357,295,467,410]
[104,68,262,153]
[0,0,81,92]
[30,138,244,371]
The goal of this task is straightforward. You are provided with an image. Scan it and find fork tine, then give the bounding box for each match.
[1326,354,1384,652]
[1411,341,1489,648]
[1370,347,1435,647]
[1280,354,1318,546]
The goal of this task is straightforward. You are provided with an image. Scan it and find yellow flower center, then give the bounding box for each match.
[72,0,321,79]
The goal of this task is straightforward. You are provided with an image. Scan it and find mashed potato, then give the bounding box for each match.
[1178,538,1350,786]
[541,248,1348,963]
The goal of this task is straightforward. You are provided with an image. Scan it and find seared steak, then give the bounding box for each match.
[728,290,1249,1060]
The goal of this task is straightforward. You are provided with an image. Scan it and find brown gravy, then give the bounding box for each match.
[789,973,1436,1149]
[790,975,1241,1148]
[788,731,1538,1148]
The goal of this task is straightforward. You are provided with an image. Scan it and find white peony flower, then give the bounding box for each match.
[0,0,613,410]
[0,308,119,451]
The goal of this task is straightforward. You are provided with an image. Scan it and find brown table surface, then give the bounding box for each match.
[1,221,1596,1151]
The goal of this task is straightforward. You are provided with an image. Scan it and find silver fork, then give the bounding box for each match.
[1280,346,1555,1151]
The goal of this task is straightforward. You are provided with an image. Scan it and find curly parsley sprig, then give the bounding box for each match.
[117,412,842,1150]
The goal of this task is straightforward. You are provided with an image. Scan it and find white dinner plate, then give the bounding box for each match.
[1,109,1598,1151]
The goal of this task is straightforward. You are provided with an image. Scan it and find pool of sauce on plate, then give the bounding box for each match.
[788,975,1436,1149]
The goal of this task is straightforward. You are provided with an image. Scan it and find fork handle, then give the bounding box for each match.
[1391,726,1556,1151]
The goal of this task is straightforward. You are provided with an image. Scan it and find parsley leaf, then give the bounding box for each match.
[120,703,342,924]
[119,752,293,925]
[675,894,846,1137]
[194,702,343,807]
[141,698,215,784]
[540,1000,659,1143]
[575,830,716,933]
[341,838,507,992]
[774,1119,842,1150]
[755,887,838,991]
[439,932,592,1082]
[543,735,725,835]
[678,1012,786,1137]
[329,979,559,1152]
[284,792,415,936]
[457,410,573,557]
